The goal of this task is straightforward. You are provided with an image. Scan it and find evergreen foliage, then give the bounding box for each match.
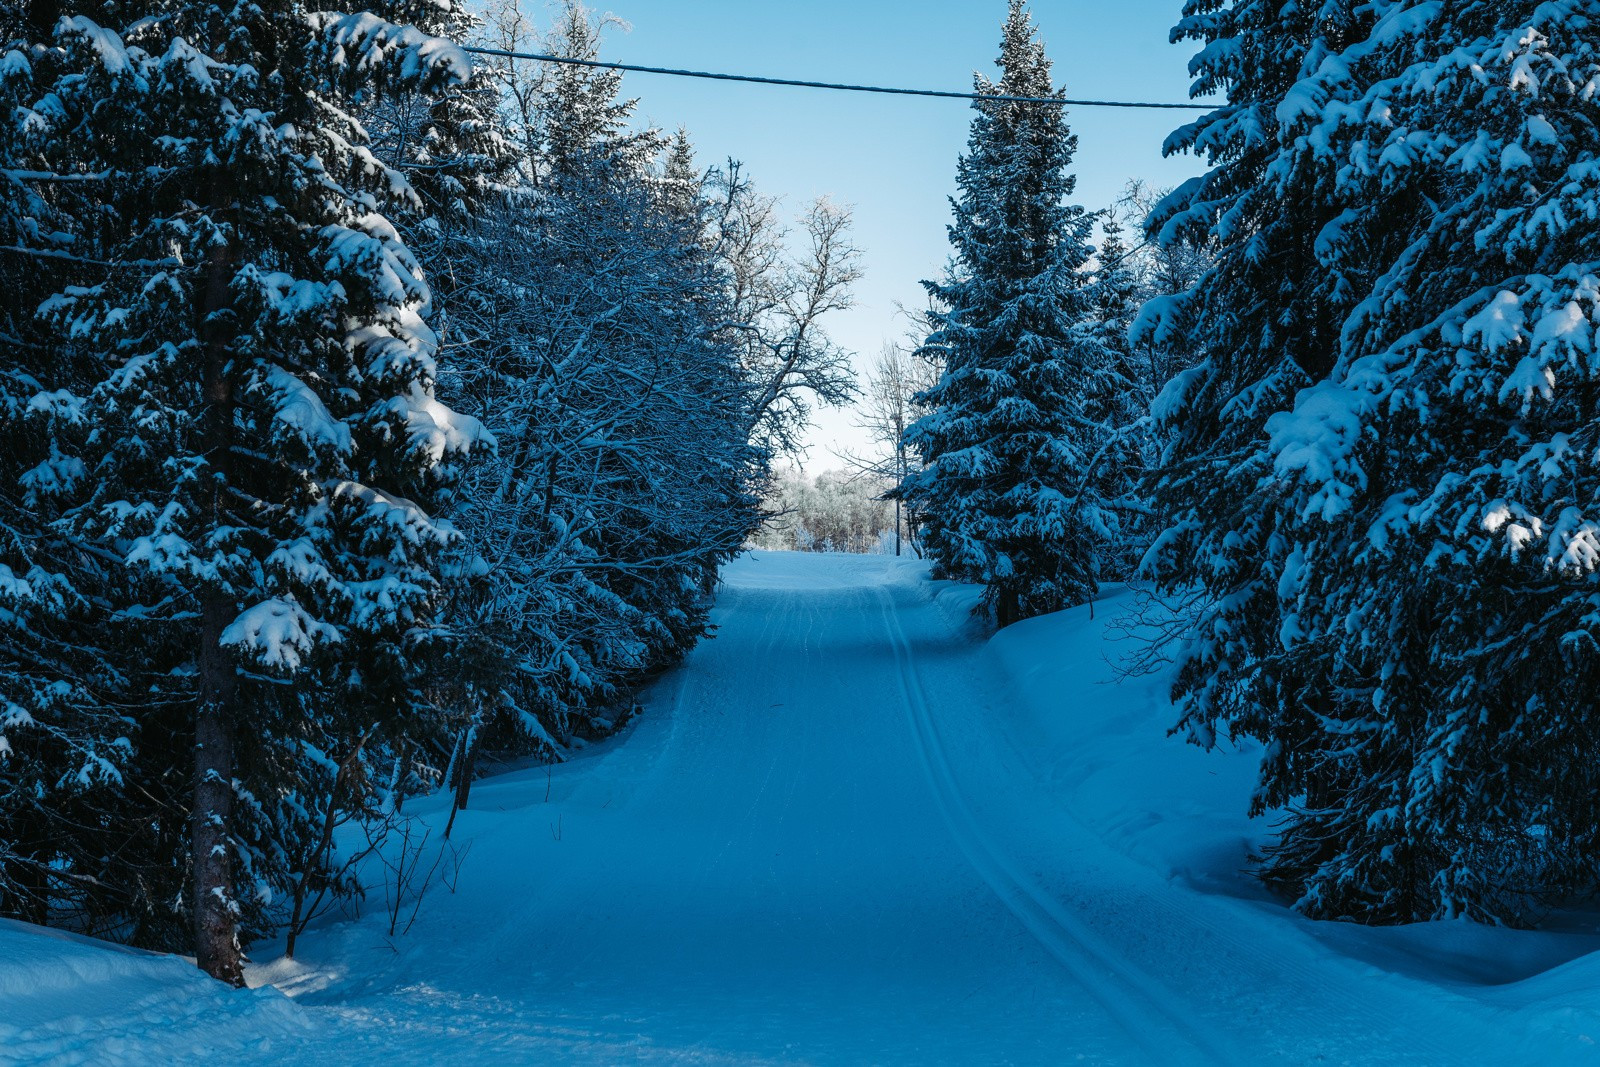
[416,6,763,779]
[1147,0,1600,923]
[0,0,489,983]
[1085,216,1152,576]
[17,0,1593,1003]
[900,0,1119,626]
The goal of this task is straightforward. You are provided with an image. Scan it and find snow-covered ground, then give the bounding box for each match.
[7,551,1600,1064]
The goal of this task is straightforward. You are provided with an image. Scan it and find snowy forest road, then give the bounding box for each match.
[243,552,1586,1065]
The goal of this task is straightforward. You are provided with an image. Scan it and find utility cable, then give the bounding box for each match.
[459,46,1215,111]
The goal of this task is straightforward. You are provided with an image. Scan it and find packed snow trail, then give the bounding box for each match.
[287,553,1183,1063]
[9,552,1600,1063]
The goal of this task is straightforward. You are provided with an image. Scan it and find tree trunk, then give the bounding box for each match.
[996,587,1020,629]
[193,239,244,987]
[894,442,905,557]
[195,595,243,986]
[8,847,49,926]
[455,726,479,811]
[443,724,479,841]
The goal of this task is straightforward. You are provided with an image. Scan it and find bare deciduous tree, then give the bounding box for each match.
[839,334,943,555]
[708,163,863,458]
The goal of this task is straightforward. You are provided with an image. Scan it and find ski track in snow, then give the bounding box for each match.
[8,551,1600,1064]
[874,583,1230,1065]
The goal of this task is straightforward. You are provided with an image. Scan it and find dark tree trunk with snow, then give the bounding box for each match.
[996,588,1021,629]
[194,596,242,986]
[193,239,242,986]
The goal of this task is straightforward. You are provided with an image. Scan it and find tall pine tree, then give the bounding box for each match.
[1087,215,1150,577]
[900,0,1116,625]
[4,0,489,982]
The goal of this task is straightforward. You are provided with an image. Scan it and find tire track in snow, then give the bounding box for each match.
[875,585,1234,1065]
[698,583,798,879]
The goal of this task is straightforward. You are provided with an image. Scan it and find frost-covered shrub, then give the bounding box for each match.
[756,468,897,555]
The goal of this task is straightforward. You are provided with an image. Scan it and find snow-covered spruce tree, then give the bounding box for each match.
[1147,1,1600,923]
[1087,215,1153,576]
[14,3,487,981]
[0,10,144,932]
[535,0,660,180]
[658,127,703,221]
[365,0,517,226]
[899,0,1119,626]
[356,0,523,814]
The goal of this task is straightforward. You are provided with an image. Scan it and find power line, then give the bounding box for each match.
[459,46,1215,112]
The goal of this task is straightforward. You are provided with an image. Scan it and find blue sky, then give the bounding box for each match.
[592,1,1216,465]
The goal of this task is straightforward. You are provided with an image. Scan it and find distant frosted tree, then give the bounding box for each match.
[658,127,703,220]
[1086,216,1152,575]
[536,0,660,179]
[1117,179,1211,400]
[845,339,942,555]
[1148,0,1600,923]
[756,468,896,555]
[899,0,1117,625]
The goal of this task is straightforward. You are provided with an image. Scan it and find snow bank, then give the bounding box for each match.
[983,585,1266,897]
[983,585,1600,1053]
[11,556,1600,1063]
[0,919,312,1063]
